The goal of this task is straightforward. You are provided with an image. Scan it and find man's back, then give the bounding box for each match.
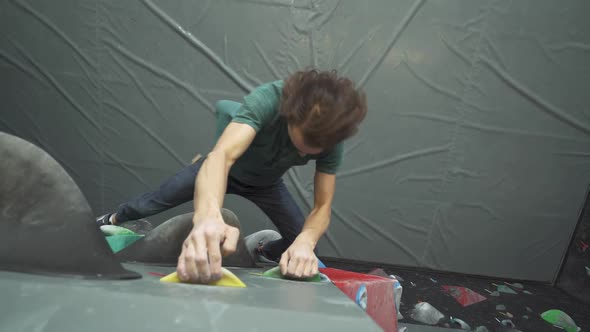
[214,81,343,186]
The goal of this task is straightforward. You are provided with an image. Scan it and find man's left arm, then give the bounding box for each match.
[279,171,336,278]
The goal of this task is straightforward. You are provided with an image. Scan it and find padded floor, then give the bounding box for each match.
[0,264,382,332]
[323,258,590,332]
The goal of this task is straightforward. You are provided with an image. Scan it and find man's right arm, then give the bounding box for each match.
[177,122,256,283]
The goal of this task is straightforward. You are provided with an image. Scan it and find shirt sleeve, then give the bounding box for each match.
[231,81,283,132]
[316,142,344,174]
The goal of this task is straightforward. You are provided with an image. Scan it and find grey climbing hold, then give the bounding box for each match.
[523,315,529,320]
[449,317,471,330]
[496,304,507,311]
[501,312,514,319]
[526,306,533,313]
[474,326,490,332]
[506,282,524,289]
[392,274,404,281]
[501,319,515,328]
[410,302,444,325]
[585,266,590,277]
[484,289,500,297]
[522,290,533,295]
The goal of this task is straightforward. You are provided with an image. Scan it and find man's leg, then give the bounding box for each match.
[234,178,306,261]
[103,158,204,224]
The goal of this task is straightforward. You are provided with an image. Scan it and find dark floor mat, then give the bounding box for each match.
[321,258,590,332]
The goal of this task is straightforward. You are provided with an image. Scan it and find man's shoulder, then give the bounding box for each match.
[243,80,283,112]
[230,80,285,132]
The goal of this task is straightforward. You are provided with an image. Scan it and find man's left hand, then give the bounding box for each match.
[280,238,318,279]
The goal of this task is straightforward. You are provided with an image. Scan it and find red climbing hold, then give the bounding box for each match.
[321,268,399,332]
[442,285,487,307]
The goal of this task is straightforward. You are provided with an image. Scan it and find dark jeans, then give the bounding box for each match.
[115,158,305,261]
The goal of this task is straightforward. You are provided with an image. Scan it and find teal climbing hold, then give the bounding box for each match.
[495,285,517,294]
[100,225,137,236]
[100,225,144,253]
[105,234,143,253]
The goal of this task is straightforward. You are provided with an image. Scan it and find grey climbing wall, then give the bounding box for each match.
[1,0,589,282]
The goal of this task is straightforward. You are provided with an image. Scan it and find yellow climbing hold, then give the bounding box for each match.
[160,268,246,288]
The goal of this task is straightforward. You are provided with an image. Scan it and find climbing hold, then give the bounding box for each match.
[474,326,489,332]
[356,284,368,310]
[494,284,517,294]
[496,304,506,311]
[500,319,515,328]
[391,274,404,281]
[523,315,529,320]
[541,309,580,332]
[585,266,590,277]
[430,277,438,283]
[368,268,389,278]
[449,317,471,330]
[522,290,533,295]
[526,306,533,313]
[319,268,398,331]
[160,268,246,288]
[259,266,322,282]
[484,289,500,296]
[442,286,486,307]
[505,282,524,289]
[410,302,444,325]
[500,312,514,318]
[100,225,137,236]
[393,280,403,318]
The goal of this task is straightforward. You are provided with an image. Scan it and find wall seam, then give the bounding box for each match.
[95,0,105,214]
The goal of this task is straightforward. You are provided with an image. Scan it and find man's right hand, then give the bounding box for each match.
[176,214,240,283]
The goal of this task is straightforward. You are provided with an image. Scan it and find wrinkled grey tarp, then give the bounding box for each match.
[1,0,589,282]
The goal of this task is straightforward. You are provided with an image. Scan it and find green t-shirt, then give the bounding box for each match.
[215,80,343,186]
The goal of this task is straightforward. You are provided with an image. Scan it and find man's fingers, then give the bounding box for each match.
[287,255,301,277]
[303,259,315,277]
[221,226,239,256]
[183,240,200,282]
[279,253,289,275]
[193,231,210,282]
[206,229,223,280]
[294,258,306,278]
[177,248,188,281]
[311,260,319,276]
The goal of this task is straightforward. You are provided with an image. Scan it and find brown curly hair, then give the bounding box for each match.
[280,69,367,149]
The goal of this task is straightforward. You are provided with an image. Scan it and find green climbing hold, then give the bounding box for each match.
[100,225,143,253]
[261,266,322,282]
[541,309,580,332]
[100,225,137,236]
[105,234,143,253]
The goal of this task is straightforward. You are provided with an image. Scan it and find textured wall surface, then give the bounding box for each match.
[1,0,590,282]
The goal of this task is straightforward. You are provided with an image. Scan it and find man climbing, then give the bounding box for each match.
[96,69,367,283]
